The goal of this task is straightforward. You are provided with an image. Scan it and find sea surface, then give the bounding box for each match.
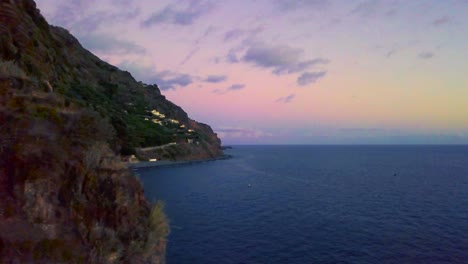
[137,145,468,264]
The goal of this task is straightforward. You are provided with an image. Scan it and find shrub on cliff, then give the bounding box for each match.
[146,201,170,249]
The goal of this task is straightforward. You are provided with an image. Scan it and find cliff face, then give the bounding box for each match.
[0,0,220,262]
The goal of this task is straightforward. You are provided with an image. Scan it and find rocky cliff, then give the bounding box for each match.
[0,0,222,262]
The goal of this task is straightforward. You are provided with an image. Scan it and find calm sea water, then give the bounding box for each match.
[137,145,468,264]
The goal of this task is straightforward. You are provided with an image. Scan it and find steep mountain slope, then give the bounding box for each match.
[0,0,221,262]
[0,0,222,159]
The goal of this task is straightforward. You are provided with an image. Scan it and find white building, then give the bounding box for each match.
[152,119,163,125]
[151,110,166,118]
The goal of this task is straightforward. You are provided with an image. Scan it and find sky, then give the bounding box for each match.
[35,0,468,144]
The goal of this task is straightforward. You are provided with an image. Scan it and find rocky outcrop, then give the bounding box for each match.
[0,79,169,262]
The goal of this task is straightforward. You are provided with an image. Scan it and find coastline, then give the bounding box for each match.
[128,154,232,170]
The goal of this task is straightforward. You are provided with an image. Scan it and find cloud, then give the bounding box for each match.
[418,52,434,59]
[44,0,95,28]
[118,61,193,90]
[212,83,246,95]
[79,34,146,55]
[114,0,134,6]
[432,16,451,26]
[154,71,193,90]
[243,43,301,68]
[241,42,328,75]
[226,49,240,63]
[349,0,398,18]
[276,94,295,103]
[297,71,327,86]
[224,29,245,42]
[142,0,214,27]
[223,27,263,42]
[45,1,140,35]
[215,127,272,139]
[118,60,154,78]
[273,58,329,75]
[227,84,246,91]
[38,0,142,58]
[274,0,329,11]
[204,75,227,83]
[225,41,329,86]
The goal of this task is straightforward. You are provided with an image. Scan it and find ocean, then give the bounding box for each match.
[137,145,468,263]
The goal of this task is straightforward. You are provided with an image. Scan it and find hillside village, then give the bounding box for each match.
[147,109,199,143]
[125,108,202,162]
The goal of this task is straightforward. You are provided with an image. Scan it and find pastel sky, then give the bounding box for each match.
[35,0,468,144]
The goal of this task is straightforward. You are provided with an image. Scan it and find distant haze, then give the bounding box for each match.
[36,0,468,144]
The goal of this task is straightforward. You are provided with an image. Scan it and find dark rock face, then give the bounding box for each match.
[0,0,223,262]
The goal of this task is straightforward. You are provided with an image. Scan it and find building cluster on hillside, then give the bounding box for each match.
[151,110,165,118]
[145,109,199,145]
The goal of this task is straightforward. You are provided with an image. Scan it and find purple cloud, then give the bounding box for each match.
[224,29,245,42]
[118,61,193,90]
[204,75,227,83]
[243,43,301,68]
[227,84,246,91]
[46,1,140,35]
[350,1,398,18]
[223,27,263,42]
[297,71,326,86]
[241,42,328,75]
[152,71,193,90]
[215,127,272,139]
[226,49,240,63]
[79,34,146,55]
[212,83,246,95]
[275,0,329,11]
[276,94,296,103]
[273,58,329,75]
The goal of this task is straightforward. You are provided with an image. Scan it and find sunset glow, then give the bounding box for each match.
[35,0,468,144]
